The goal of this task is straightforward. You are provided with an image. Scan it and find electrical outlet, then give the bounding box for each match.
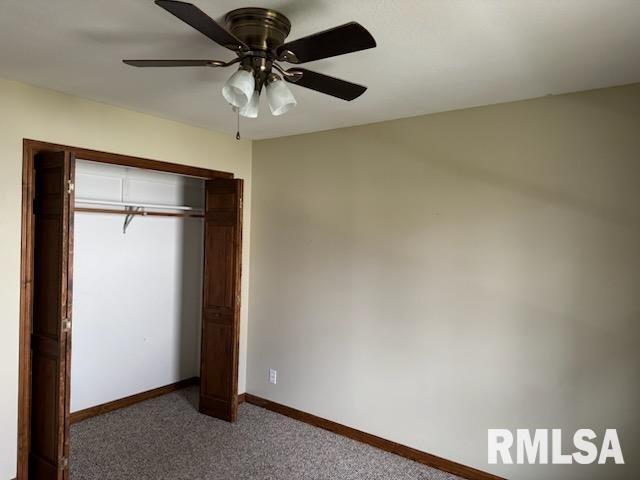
[269,368,277,385]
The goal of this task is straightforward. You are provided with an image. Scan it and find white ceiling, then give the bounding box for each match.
[1,0,639,139]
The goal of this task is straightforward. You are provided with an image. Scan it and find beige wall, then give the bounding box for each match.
[248,84,640,479]
[0,78,252,479]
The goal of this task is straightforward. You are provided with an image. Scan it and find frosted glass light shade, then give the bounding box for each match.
[239,90,260,118]
[266,78,296,116]
[222,69,255,108]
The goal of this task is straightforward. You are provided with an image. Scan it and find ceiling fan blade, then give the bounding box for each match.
[123,59,218,67]
[155,0,247,52]
[277,22,376,64]
[285,68,367,101]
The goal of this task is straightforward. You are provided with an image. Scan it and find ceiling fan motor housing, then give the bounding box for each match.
[224,8,291,53]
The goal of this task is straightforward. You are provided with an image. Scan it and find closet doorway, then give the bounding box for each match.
[17,139,244,480]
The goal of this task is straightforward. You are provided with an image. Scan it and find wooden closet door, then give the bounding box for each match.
[199,178,243,422]
[30,151,74,479]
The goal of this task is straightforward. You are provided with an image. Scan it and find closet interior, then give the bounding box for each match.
[71,160,204,414]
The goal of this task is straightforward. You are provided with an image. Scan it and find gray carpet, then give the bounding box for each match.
[70,387,463,480]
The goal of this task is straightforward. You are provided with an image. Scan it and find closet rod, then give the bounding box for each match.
[74,207,204,219]
[75,198,201,212]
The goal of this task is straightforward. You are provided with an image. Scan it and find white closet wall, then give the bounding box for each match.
[71,160,204,412]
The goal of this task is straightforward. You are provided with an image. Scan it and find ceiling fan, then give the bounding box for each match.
[123,0,376,119]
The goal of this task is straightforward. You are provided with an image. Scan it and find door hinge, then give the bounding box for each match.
[62,318,71,331]
[67,180,75,194]
[60,457,68,469]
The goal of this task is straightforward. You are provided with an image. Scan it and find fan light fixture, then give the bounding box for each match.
[123,1,377,121]
[266,74,296,116]
[222,67,255,108]
[239,89,260,118]
[223,70,296,118]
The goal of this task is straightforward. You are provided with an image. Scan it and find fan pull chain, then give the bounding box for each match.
[235,107,241,140]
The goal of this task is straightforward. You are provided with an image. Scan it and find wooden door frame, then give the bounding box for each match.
[17,139,241,479]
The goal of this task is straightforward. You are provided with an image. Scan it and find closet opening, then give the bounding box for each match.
[17,139,244,480]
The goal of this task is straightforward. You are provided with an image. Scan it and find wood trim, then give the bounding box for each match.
[17,141,36,480]
[244,394,506,480]
[23,139,233,179]
[69,378,200,424]
[237,393,246,404]
[63,152,76,478]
